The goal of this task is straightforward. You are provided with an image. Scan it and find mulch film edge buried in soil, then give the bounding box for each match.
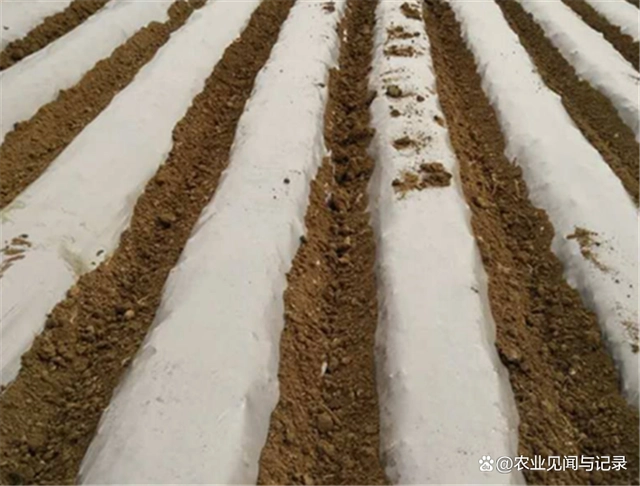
[0,0,294,483]
[0,0,110,71]
[496,0,639,205]
[257,0,388,484]
[0,0,206,210]
[561,0,639,69]
[423,2,639,485]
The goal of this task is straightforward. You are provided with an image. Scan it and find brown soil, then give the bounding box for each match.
[0,0,110,71]
[419,162,451,187]
[424,2,639,485]
[400,2,421,20]
[625,0,640,7]
[0,1,294,484]
[392,135,418,150]
[387,25,419,40]
[323,2,336,14]
[567,227,608,272]
[392,170,421,195]
[561,0,639,69]
[0,0,205,210]
[384,44,415,57]
[257,0,387,484]
[497,0,640,205]
[392,162,452,196]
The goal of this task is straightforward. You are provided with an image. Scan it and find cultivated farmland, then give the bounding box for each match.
[0,0,638,484]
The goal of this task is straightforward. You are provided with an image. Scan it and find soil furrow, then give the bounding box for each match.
[256,0,387,484]
[424,2,639,485]
[561,0,639,69]
[0,0,110,71]
[0,1,294,483]
[496,0,639,205]
[0,0,205,210]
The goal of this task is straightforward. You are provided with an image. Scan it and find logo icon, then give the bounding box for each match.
[479,455,494,472]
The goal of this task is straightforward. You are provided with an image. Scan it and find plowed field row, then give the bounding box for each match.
[0,0,637,484]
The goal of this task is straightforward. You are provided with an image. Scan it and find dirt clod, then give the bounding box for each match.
[317,412,334,433]
[385,84,403,98]
[567,227,608,271]
[419,162,452,186]
[392,136,417,150]
[384,45,415,57]
[392,162,452,195]
[400,2,422,20]
[322,2,336,13]
[157,212,177,228]
[387,25,417,40]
